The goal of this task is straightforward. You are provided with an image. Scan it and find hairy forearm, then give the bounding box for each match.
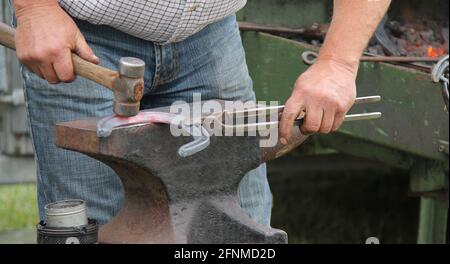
[318,0,391,71]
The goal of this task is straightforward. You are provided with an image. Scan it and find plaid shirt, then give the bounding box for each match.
[59,0,246,43]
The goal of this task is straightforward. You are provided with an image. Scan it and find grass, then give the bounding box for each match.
[0,184,38,232]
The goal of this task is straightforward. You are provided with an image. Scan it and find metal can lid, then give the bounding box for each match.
[45,199,86,217]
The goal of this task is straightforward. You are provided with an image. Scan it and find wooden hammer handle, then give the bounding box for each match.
[0,22,15,50]
[0,22,118,90]
[71,54,118,90]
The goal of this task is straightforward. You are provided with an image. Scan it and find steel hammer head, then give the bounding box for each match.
[113,57,146,117]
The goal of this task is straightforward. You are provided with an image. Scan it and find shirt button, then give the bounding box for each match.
[189,4,198,12]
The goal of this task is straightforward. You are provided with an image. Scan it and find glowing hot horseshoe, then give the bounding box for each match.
[96,112,210,157]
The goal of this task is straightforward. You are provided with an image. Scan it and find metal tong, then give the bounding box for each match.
[209,96,382,133]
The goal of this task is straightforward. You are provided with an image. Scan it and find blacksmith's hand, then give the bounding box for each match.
[14,0,99,84]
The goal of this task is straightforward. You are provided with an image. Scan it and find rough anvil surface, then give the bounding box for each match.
[55,102,308,244]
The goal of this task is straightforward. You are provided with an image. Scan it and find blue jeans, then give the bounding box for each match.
[21,15,273,226]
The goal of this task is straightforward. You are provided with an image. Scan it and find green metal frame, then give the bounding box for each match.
[239,1,449,243]
[418,195,448,244]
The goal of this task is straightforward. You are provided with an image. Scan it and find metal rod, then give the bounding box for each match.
[344,112,383,122]
[238,21,326,37]
[292,112,382,126]
[303,51,442,65]
[361,56,441,63]
[354,96,381,104]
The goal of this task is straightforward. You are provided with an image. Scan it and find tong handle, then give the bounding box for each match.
[354,96,381,105]
[293,112,382,126]
[292,96,382,126]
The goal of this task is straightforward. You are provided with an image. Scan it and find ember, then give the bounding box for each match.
[369,19,449,58]
[428,45,446,58]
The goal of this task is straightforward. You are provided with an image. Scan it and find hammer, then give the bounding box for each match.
[0,22,144,117]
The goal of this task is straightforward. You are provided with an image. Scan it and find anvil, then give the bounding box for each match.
[55,101,308,244]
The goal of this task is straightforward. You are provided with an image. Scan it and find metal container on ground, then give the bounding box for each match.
[44,200,88,228]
